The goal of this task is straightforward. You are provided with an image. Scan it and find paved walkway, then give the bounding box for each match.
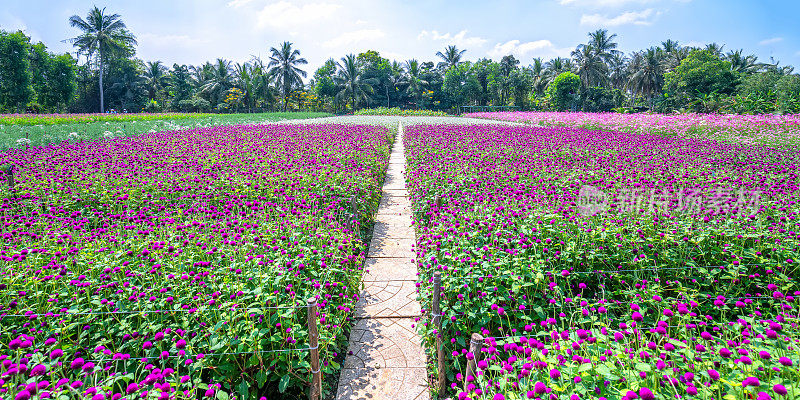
[335,123,429,400]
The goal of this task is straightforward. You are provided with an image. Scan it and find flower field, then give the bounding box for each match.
[463,112,800,145]
[404,124,800,399]
[0,123,391,399]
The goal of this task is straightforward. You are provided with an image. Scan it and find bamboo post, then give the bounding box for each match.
[432,272,445,392]
[307,298,322,400]
[464,333,483,391]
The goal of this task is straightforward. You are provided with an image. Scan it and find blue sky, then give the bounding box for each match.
[1,0,798,76]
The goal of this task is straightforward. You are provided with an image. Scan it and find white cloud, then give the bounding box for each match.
[322,29,385,49]
[255,2,342,30]
[580,9,657,26]
[487,39,571,60]
[417,30,488,48]
[759,37,783,46]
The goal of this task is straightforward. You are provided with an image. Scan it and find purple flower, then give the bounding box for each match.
[743,377,761,387]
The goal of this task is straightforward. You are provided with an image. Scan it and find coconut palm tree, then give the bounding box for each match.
[608,53,629,90]
[200,59,234,107]
[627,48,664,106]
[572,45,608,88]
[587,29,621,64]
[68,6,137,113]
[251,57,276,110]
[234,62,256,112]
[404,59,428,109]
[268,41,308,112]
[334,54,378,110]
[661,39,680,54]
[143,61,167,102]
[705,43,725,57]
[530,58,548,96]
[661,46,690,73]
[544,57,572,82]
[436,45,467,70]
[725,50,762,74]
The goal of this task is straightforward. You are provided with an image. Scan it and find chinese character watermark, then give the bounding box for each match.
[576,185,762,218]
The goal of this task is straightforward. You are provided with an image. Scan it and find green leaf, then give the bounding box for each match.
[237,380,249,400]
[635,363,652,372]
[256,371,268,388]
[215,390,230,400]
[278,374,290,393]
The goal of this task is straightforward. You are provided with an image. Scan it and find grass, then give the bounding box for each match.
[0,112,332,149]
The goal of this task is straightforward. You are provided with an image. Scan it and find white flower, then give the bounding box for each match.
[68,132,79,139]
[103,131,114,138]
[16,138,31,146]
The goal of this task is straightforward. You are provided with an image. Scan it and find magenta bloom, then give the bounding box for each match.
[549,369,561,379]
[534,381,546,395]
[708,369,720,380]
[493,394,505,400]
[743,377,762,387]
[639,387,655,400]
[774,384,788,396]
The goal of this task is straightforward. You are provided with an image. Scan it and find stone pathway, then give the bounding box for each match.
[335,123,430,400]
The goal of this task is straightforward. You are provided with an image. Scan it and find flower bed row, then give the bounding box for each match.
[0,123,391,399]
[463,111,800,145]
[403,123,799,399]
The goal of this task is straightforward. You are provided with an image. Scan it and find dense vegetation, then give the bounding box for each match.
[1,7,798,115]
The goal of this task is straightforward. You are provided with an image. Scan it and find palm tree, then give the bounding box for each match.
[436,45,467,70]
[530,58,548,96]
[68,6,137,113]
[627,48,664,106]
[705,43,725,57]
[572,45,608,88]
[661,39,680,54]
[385,61,405,107]
[334,54,378,110]
[268,41,308,112]
[251,57,275,110]
[725,50,762,74]
[200,59,234,107]
[661,46,690,73]
[403,59,428,109]
[608,53,629,90]
[143,61,167,102]
[587,29,621,64]
[234,62,256,112]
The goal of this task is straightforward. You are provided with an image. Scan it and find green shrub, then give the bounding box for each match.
[546,72,580,111]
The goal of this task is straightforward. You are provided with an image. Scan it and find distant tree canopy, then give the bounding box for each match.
[2,15,799,114]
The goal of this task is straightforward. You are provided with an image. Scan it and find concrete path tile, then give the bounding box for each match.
[338,122,429,400]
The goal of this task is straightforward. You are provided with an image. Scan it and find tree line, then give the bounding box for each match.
[1,6,798,114]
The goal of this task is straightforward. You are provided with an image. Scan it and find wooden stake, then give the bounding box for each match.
[464,333,483,392]
[6,165,15,188]
[307,298,322,400]
[432,272,445,392]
